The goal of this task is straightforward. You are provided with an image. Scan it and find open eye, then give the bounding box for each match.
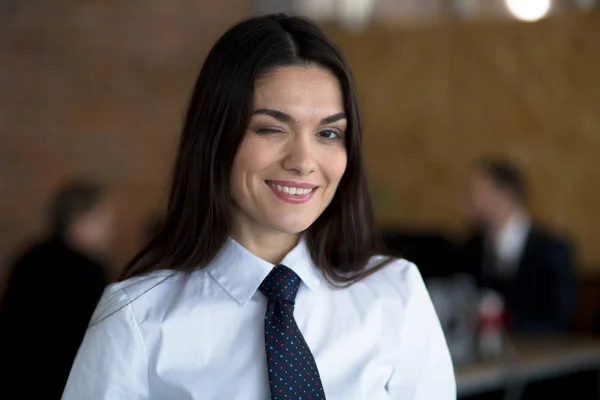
[317,130,341,140]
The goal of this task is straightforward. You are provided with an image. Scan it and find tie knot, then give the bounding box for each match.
[259,265,301,303]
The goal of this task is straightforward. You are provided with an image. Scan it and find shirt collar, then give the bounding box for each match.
[495,211,531,262]
[206,236,322,305]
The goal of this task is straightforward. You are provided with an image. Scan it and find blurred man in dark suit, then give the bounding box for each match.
[0,179,114,398]
[460,157,576,333]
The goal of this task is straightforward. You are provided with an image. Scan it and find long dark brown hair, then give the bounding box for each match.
[121,14,390,285]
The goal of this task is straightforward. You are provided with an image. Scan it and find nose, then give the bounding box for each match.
[282,133,317,176]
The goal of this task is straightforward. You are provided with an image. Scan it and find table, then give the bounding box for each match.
[455,335,600,397]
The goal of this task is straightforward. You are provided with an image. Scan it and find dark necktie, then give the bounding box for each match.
[259,265,326,399]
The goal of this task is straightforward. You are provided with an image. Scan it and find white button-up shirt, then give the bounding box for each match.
[493,212,531,277]
[63,238,456,399]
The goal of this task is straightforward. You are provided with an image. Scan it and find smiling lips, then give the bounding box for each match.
[266,180,318,204]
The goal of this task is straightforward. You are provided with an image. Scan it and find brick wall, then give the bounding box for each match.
[0,1,252,289]
[3,4,600,297]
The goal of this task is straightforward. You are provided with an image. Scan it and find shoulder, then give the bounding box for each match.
[90,269,187,325]
[529,225,572,252]
[11,239,53,266]
[5,239,63,284]
[457,230,483,246]
[353,256,428,302]
[347,256,450,350]
[365,255,417,278]
[454,231,484,261]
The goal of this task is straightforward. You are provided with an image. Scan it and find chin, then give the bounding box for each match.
[268,214,316,235]
[272,223,312,235]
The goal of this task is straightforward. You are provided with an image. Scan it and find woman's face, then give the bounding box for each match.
[230,65,348,237]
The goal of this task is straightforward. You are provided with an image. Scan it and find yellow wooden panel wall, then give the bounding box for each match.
[326,12,600,272]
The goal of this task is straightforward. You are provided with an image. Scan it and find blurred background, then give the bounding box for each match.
[1,0,600,399]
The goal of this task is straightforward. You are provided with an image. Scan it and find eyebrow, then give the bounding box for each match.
[253,109,347,126]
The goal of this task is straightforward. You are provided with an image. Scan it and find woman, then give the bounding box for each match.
[63,14,455,400]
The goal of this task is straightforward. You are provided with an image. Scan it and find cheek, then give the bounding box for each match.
[230,137,277,196]
[469,187,486,207]
[322,150,347,187]
[233,136,275,172]
[231,139,256,185]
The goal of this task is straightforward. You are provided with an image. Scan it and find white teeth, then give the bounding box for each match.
[268,183,314,196]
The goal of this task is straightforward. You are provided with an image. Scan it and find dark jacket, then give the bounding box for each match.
[0,236,107,398]
[460,226,576,333]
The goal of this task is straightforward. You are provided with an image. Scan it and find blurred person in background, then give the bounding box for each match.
[459,157,576,333]
[0,179,113,398]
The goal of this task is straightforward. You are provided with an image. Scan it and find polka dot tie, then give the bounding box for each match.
[259,265,326,400]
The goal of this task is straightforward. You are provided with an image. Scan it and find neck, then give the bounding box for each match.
[62,231,99,260]
[230,225,300,265]
[487,207,525,239]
